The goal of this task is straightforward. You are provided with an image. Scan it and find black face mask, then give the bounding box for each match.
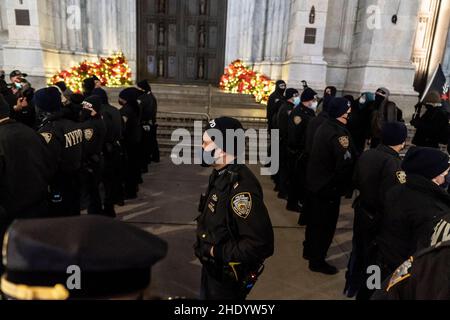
[80,108,92,122]
[375,95,385,105]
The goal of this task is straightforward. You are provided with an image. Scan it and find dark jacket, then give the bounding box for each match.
[267,91,284,129]
[0,119,52,220]
[101,103,123,145]
[373,240,450,300]
[38,114,83,175]
[120,103,142,146]
[304,111,329,158]
[353,144,402,213]
[411,105,448,148]
[287,105,316,152]
[275,101,294,145]
[138,92,158,124]
[376,174,450,273]
[306,119,356,195]
[81,117,107,167]
[195,164,274,267]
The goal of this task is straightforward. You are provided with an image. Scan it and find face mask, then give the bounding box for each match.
[293,97,301,107]
[359,96,366,105]
[310,101,319,112]
[201,148,218,168]
[80,108,93,121]
[375,95,385,105]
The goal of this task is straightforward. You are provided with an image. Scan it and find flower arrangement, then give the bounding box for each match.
[48,52,133,93]
[219,60,275,105]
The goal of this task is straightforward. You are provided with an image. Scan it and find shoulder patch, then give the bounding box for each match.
[40,132,53,144]
[294,116,302,126]
[84,129,94,141]
[387,257,413,292]
[396,171,407,184]
[338,136,349,149]
[231,192,252,219]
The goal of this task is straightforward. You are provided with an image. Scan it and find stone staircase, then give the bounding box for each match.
[105,84,269,158]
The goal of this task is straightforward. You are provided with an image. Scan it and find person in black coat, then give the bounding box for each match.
[196,117,274,300]
[345,122,408,300]
[376,147,450,281]
[411,91,448,149]
[137,80,159,171]
[92,88,125,216]
[119,88,143,199]
[35,87,84,217]
[304,98,356,275]
[79,95,107,216]
[274,88,299,200]
[267,80,286,131]
[0,94,53,271]
[286,88,317,213]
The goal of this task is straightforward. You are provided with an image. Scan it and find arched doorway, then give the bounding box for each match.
[136,0,228,85]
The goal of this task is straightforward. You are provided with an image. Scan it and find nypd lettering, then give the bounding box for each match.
[65,129,83,148]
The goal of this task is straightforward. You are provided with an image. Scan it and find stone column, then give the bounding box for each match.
[282,0,329,91]
[323,0,358,91]
[344,0,420,116]
[2,0,46,86]
[255,0,291,81]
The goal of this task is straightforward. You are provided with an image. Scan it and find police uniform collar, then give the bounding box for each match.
[377,144,401,158]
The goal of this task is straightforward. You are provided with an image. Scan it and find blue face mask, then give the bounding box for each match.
[293,97,301,107]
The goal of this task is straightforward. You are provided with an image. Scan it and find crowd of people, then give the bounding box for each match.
[267,80,450,300]
[0,71,160,274]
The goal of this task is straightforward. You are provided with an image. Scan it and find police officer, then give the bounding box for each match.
[376,147,450,280]
[79,95,107,216]
[267,80,286,132]
[286,88,317,213]
[1,215,167,300]
[83,77,96,99]
[0,94,53,264]
[119,88,143,199]
[374,213,450,300]
[345,122,407,299]
[275,88,300,200]
[367,87,404,148]
[92,88,125,216]
[137,80,159,172]
[35,87,84,217]
[196,117,274,300]
[411,91,448,149]
[300,91,335,226]
[304,98,356,275]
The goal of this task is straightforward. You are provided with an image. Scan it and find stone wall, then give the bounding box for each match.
[0,0,136,87]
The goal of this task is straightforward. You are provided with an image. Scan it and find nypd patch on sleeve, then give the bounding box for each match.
[231,192,252,219]
[387,257,413,292]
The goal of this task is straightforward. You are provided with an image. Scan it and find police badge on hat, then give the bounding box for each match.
[84,129,94,141]
[338,136,349,149]
[231,193,252,219]
[294,116,302,126]
[40,132,53,144]
[396,171,407,184]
